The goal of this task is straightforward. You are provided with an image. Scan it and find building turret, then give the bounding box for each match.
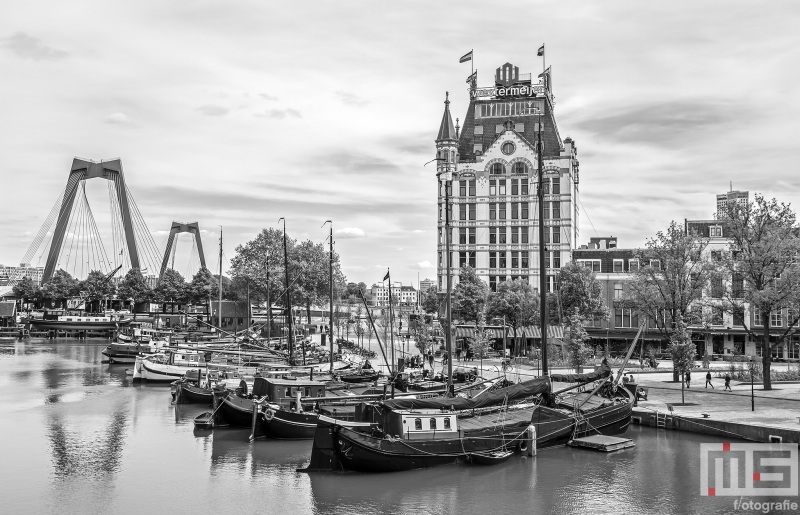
[436,91,457,176]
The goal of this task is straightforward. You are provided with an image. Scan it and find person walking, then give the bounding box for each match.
[427,350,434,369]
[724,373,732,391]
[705,371,714,389]
[685,370,691,388]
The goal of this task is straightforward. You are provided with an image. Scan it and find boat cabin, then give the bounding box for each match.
[255,377,327,402]
[383,410,459,441]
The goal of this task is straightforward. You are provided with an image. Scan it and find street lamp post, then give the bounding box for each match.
[749,355,755,411]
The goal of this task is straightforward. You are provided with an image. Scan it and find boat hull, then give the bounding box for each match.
[31,319,132,331]
[259,409,319,439]
[174,381,213,404]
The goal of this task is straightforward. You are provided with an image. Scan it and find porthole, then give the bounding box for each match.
[502,142,515,155]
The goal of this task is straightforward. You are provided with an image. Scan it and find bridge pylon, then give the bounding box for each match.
[158,222,206,284]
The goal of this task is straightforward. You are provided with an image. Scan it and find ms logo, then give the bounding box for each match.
[700,442,798,496]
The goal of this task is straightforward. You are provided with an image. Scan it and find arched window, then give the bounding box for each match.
[491,163,505,175]
[443,417,451,430]
[451,150,455,163]
[513,162,528,174]
[414,418,422,430]
[430,417,438,430]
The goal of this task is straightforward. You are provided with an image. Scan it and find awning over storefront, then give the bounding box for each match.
[453,325,564,339]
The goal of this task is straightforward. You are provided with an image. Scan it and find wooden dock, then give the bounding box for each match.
[568,435,635,452]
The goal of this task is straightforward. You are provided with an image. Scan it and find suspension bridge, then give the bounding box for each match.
[1,158,207,296]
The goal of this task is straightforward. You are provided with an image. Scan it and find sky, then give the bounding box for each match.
[2,1,800,288]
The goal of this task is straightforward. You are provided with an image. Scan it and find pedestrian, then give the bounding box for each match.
[724,373,732,391]
[456,348,461,362]
[705,371,714,389]
[428,350,434,369]
[442,351,449,366]
[685,370,691,388]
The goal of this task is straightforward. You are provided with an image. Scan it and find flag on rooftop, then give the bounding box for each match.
[466,70,477,84]
[459,50,473,63]
[537,44,545,56]
[383,269,390,281]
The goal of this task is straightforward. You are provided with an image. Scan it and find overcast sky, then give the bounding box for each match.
[2,1,799,287]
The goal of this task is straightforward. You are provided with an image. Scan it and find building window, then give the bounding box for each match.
[459,204,466,220]
[521,203,528,219]
[498,180,507,195]
[552,252,561,269]
[552,227,560,244]
[712,307,724,326]
[577,259,601,272]
[511,203,519,219]
[615,308,639,328]
[732,273,744,298]
[495,124,504,134]
[490,227,497,244]
[629,259,640,271]
[459,228,467,245]
[499,203,506,220]
[710,226,722,237]
[511,227,519,244]
[489,180,496,196]
[468,180,476,196]
[551,202,560,218]
[489,252,496,268]
[521,228,529,244]
[511,179,519,195]
[468,227,476,244]
[502,142,515,155]
[473,144,483,154]
[491,163,505,175]
[498,227,506,244]
[499,252,506,268]
[521,180,529,195]
[468,251,476,268]
[772,310,783,327]
[459,181,466,196]
[754,311,763,326]
[489,203,496,220]
[650,259,661,270]
[613,259,623,273]
[468,203,476,221]
[733,307,744,327]
[521,251,529,268]
[513,162,528,175]
[614,283,623,299]
[459,252,468,267]
[474,125,483,135]
[551,178,560,195]
[511,251,519,269]
[489,275,497,291]
[514,123,525,132]
[710,277,724,298]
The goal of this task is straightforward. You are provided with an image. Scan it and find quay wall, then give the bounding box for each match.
[632,407,800,443]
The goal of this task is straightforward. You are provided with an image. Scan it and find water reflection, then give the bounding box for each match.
[47,408,129,479]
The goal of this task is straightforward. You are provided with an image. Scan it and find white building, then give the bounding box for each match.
[370,282,418,307]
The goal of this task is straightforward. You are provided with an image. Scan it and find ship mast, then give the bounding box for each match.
[537,118,549,376]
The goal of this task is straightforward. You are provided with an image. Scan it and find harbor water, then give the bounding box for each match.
[0,340,772,514]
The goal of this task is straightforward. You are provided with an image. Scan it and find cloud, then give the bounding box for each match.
[336,91,368,107]
[1,32,67,61]
[259,93,279,101]
[196,105,229,116]
[335,227,366,239]
[256,108,302,119]
[573,100,737,146]
[318,150,402,176]
[104,112,134,125]
[414,260,435,270]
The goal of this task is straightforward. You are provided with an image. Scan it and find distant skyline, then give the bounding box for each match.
[2,1,799,287]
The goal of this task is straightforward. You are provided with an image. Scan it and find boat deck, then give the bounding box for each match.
[558,392,612,411]
[459,407,535,432]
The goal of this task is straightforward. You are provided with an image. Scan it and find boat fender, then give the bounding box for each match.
[518,439,528,453]
[264,407,274,422]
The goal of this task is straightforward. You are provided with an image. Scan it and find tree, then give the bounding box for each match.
[555,262,609,324]
[721,195,800,390]
[624,221,713,378]
[151,269,188,303]
[452,265,489,327]
[41,269,79,301]
[77,270,117,302]
[118,268,152,305]
[669,316,696,404]
[229,228,290,310]
[292,239,346,322]
[187,267,218,304]
[485,279,539,356]
[420,289,440,314]
[13,276,42,305]
[564,308,592,372]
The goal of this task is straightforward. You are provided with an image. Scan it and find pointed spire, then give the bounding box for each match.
[436,91,457,142]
